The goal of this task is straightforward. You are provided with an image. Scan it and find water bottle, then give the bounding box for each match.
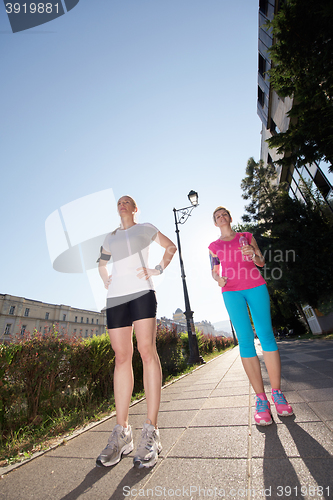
[239,233,252,261]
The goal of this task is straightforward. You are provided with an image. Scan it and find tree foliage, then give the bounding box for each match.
[266,0,333,171]
[240,157,285,223]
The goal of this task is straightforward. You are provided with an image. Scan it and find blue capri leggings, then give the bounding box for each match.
[223,285,278,358]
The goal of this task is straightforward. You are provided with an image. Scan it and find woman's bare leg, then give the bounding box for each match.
[134,317,162,427]
[241,356,265,394]
[263,350,281,390]
[241,350,281,395]
[108,326,134,428]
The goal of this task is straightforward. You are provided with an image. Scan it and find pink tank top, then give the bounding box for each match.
[208,232,266,292]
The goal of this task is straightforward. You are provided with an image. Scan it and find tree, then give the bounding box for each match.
[240,157,285,224]
[266,0,333,171]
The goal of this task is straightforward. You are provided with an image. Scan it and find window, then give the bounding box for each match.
[96,319,99,325]
[258,54,266,77]
[9,306,15,315]
[63,314,66,321]
[45,312,49,320]
[81,317,83,323]
[4,324,11,335]
[85,330,88,337]
[21,325,26,336]
[75,316,78,322]
[270,119,281,135]
[304,307,314,319]
[92,318,94,324]
[24,308,30,317]
[259,0,268,16]
[73,328,77,334]
[258,86,265,108]
[86,318,89,324]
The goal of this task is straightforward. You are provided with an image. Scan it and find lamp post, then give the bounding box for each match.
[173,191,204,365]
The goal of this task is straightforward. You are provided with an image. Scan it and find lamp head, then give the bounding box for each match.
[188,190,199,206]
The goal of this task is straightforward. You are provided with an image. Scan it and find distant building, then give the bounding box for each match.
[168,308,218,335]
[172,308,186,325]
[158,316,185,334]
[195,320,216,336]
[0,293,107,343]
[257,0,333,211]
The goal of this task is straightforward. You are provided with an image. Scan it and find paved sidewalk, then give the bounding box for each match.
[1,338,333,500]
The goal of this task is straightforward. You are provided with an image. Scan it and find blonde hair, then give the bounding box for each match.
[111,195,138,235]
[213,206,231,222]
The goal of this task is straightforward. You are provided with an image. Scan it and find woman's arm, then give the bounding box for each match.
[249,236,265,267]
[137,231,177,280]
[209,251,228,287]
[98,248,112,289]
[240,236,265,267]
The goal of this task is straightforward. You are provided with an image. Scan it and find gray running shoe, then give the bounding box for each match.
[96,424,133,467]
[133,423,162,468]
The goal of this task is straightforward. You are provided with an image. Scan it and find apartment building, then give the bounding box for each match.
[257,0,333,210]
[0,293,106,343]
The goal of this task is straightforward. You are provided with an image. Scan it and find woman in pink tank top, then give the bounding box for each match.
[208,206,293,426]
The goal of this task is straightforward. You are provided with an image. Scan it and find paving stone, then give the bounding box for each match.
[202,394,250,409]
[189,407,249,427]
[169,426,249,459]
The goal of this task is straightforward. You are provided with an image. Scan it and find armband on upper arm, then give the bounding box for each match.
[97,246,111,263]
[209,253,220,270]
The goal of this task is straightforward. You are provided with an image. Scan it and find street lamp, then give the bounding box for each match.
[173,191,204,365]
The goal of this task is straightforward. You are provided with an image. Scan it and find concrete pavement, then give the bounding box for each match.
[0,338,333,500]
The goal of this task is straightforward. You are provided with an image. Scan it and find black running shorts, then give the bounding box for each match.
[106,290,157,329]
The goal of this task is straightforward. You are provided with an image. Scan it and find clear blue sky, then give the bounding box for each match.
[1,0,264,329]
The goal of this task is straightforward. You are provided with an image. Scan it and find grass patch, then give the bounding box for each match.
[0,398,115,468]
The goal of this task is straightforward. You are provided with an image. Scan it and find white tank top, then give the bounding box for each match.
[102,223,158,298]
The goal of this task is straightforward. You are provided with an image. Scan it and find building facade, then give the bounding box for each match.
[257,0,333,334]
[257,0,333,211]
[0,294,107,343]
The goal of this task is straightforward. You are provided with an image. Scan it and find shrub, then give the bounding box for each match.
[156,325,187,378]
[180,329,232,358]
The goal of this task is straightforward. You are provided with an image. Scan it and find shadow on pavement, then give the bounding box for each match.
[260,415,333,500]
[59,463,151,500]
[106,467,152,500]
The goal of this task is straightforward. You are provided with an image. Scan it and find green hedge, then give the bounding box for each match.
[0,326,231,444]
